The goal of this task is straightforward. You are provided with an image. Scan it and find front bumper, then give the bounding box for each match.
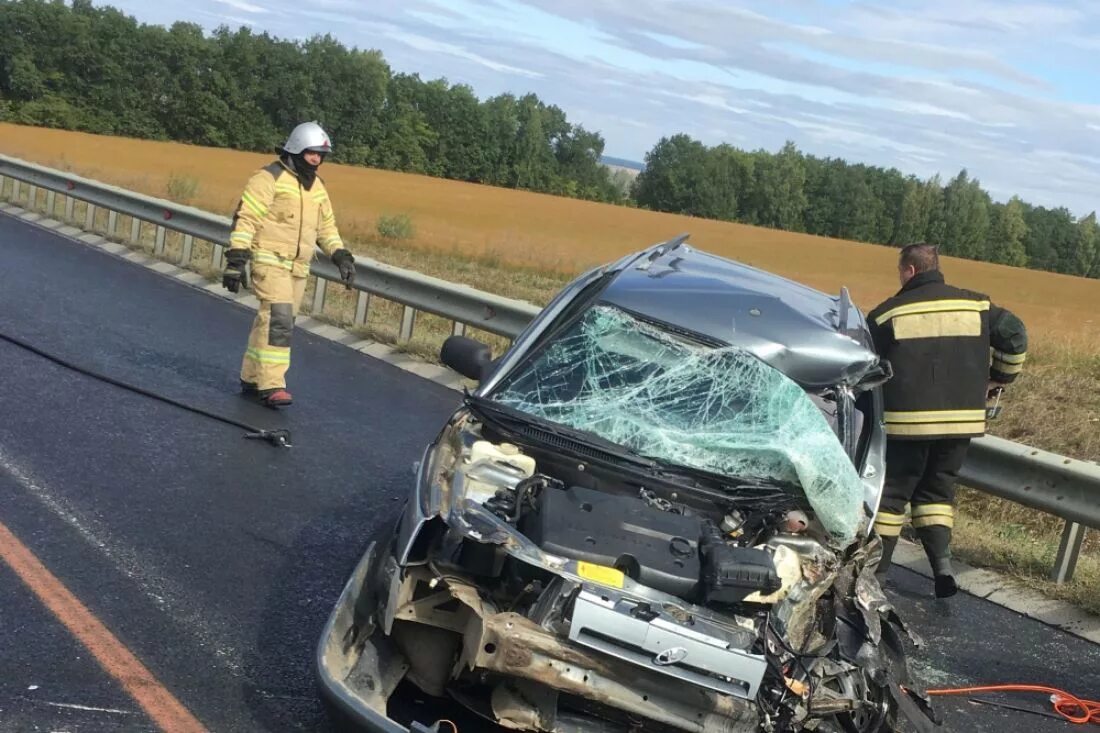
[316,539,414,732]
[317,537,761,733]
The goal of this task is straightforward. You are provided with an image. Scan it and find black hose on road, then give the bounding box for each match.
[0,329,291,448]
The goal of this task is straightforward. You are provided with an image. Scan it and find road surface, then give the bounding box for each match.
[1,211,1097,731]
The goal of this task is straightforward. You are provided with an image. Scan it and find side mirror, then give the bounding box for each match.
[856,360,893,391]
[440,335,493,381]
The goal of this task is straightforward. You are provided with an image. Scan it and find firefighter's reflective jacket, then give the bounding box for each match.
[228,160,343,277]
[867,270,1027,440]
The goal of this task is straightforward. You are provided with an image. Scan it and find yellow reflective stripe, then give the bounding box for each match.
[884,409,986,423]
[274,184,301,197]
[240,191,268,217]
[991,360,1025,375]
[992,350,1027,364]
[892,310,981,339]
[254,249,294,264]
[873,513,907,525]
[312,192,328,203]
[873,521,905,537]
[991,350,1027,375]
[253,260,294,272]
[320,236,342,247]
[911,504,955,518]
[229,232,253,244]
[886,421,985,436]
[912,514,955,529]
[245,347,291,364]
[875,299,990,326]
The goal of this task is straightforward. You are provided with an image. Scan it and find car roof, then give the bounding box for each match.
[598,242,880,388]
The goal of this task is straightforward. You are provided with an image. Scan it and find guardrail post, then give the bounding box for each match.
[45,190,56,216]
[28,184,38,210]
[130,218,142,245]
[452,322,467,337]
[0,174,7,200]
[1051,520,1084,584]
[399,306,417,342]
[180,235,194,266]
[84,204,97,231]
[12,179,20,203]
[211,244,224,270]
[64,195,75,221]
[154,225,166,256]
[354,291,370,326]
[312,277,327,315]
[107,210,118,237]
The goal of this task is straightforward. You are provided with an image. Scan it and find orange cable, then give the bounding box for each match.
[925,685,1100,725]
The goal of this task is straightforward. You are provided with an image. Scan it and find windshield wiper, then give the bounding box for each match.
[649,460,798,497]
[465,394,657,469]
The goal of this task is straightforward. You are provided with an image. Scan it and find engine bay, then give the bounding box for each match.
[455,434,828,612]
[365,417,926,733]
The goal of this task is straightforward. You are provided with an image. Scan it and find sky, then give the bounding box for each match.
[104,0,1100,215]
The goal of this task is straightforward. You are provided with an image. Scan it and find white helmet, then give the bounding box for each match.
[282,121,332,155]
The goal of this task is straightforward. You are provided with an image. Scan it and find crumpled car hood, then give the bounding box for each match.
[600,247,879,388]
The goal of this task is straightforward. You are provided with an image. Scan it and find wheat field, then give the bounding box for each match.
[3,122,1099,349]
[4,122,1100,608]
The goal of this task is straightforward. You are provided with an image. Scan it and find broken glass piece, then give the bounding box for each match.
[492,305,865,541]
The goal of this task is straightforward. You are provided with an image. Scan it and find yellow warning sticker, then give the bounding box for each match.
[576,561,625,588]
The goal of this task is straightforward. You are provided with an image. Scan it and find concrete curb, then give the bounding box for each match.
[4,203,1099,647]
[893,539,1100,645]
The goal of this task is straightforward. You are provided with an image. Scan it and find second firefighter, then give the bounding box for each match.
[869,243,1027,598]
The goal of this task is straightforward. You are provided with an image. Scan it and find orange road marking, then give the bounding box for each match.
[0,519,207,733]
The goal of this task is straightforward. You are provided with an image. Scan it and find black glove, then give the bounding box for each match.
[331,248,355,288]
[222,248,251,293]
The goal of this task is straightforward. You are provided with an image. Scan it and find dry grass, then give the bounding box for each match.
[4,123,1099,607]
[4,122,1100,347]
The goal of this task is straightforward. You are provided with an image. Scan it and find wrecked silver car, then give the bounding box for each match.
[318,237,939,732]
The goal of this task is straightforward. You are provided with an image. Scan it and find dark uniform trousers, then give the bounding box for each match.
[875,438,970,576]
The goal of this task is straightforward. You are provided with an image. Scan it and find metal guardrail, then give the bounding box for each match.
[1,154,1097,583]
[962,436,1100,583]
[0,154,540,340]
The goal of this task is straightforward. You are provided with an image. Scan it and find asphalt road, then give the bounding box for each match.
[1,211,1098,732]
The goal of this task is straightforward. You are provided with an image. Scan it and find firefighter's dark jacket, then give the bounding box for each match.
[867,270,1027,440]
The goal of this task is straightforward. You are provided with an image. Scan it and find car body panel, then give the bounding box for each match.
[318,239,919,732]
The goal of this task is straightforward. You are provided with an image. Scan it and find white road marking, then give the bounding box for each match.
[43,701,133,715]
[0,443,245,674]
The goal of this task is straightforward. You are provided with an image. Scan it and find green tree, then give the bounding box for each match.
[942,170,990,259]
[513,94,556,191]
[746,141,807,231]
[1071,212,1099,277]
[894,177,927,245]
[986,197,1028,267]
[632,134,710,214]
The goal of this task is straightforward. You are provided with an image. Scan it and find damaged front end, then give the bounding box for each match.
[319,301,939,732]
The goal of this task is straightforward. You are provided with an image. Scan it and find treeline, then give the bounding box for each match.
[2,1,1097,278]
[0,0,622,202]
[634,136,1099,278]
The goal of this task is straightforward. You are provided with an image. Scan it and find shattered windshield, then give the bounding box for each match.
[492,305,865,540]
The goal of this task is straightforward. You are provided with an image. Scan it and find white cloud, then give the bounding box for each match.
[211,0,266,14]
[386,31,545,79]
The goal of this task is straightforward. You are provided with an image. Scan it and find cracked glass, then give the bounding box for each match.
[492,305,865,540]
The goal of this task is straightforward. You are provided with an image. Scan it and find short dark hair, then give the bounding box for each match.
[899,242,939,273]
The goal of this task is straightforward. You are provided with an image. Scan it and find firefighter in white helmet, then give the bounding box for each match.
[222,121,355,407]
